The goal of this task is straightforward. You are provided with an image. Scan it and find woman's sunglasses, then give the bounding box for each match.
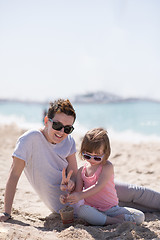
[49,118,74,134]
[82,153,104,162]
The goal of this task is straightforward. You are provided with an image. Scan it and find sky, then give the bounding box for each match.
[0,0,160,102]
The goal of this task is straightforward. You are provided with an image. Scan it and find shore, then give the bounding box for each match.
[0,124,160,239]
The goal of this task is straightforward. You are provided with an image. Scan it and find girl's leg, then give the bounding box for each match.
[104,206,145,225]
[77,205,123,225]
[123,207,145,224]
[115,181,160,212]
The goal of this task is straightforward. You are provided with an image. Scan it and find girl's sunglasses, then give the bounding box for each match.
[49,118,74,134]
[82,153,104,162]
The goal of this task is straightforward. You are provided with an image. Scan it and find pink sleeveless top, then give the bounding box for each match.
[81,164,118,211]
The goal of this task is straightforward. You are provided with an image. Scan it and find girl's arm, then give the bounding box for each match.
[83,161,113,196]
[67,161,114,204]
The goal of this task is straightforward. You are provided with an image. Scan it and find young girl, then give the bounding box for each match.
[61,128,145,225]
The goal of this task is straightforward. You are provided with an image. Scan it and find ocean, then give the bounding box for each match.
[0,100,160,142]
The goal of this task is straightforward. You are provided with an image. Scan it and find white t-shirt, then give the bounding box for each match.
[12,129,76,213]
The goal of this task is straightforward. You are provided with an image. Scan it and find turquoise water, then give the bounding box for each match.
[75,101,160,136]
[0,100,160,141]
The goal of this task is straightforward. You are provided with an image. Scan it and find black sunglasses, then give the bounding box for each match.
[82,153,104,162]
[48,118,74,134]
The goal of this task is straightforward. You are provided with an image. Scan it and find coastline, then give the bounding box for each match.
[0,124,160,239]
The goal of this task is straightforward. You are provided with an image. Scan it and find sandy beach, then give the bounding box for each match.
[0,124,160,240]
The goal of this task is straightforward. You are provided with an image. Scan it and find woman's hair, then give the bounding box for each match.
[79,127,111,164]
[47,99,76,122]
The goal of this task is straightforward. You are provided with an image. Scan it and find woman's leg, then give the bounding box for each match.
[115,181,160,212]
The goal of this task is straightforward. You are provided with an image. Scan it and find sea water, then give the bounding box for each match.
[0,100,160,142]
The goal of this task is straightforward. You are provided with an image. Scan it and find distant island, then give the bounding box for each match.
[71,91,160,104]
[0,91,159,104]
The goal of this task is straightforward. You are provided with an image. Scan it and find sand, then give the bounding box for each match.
[0,124,160,240]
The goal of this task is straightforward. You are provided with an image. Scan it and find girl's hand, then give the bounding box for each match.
[66,192,82,204]
[60,168,74,193]
[59,194,68,204]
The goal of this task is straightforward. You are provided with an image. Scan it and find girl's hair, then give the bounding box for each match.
[47,98,76,122]
[80,127,111,164]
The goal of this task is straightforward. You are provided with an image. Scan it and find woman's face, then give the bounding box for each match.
[44,112,75,144]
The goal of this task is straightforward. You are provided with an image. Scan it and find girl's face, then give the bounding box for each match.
[44,112,75,144]
[83,145,105,165]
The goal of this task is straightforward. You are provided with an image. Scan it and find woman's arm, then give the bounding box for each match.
[74,167,83,192]
[60,152,78,193]
[0,157,25,222]
[66,152,78,183]
[59,166,83,205]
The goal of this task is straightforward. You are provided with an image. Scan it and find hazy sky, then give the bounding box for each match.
[0,0,160,102]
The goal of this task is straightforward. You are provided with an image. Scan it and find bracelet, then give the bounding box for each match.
[3,212,11,219]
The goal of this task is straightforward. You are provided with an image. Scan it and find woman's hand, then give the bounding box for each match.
[60,168,75,193]
[0,213,11,222]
